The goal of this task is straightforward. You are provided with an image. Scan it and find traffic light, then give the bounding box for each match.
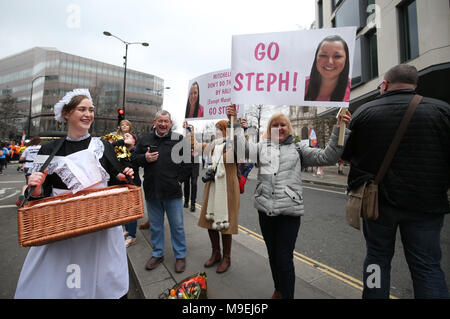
[117,108,125,125]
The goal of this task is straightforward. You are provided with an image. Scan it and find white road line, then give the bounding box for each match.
[0,181,25,184]
[0,205,17,209]
[0,190,20,201]
[303,185,346,195]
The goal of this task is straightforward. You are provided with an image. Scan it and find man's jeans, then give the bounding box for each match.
[146,198,187,259]
[362,201,449,299]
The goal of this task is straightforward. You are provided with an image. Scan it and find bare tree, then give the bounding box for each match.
[0,91,23,140]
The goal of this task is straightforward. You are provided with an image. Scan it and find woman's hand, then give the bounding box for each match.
[337,110,352,127]
[226,104,238,122]
[117,167,134,182]
[27,168,49,196]
[240,118,248,129]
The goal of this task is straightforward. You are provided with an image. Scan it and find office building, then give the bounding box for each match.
[0,47,165,139]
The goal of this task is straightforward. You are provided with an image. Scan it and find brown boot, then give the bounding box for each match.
[271,290,282,299]
[139,221,149,229]
[216,234,232,273]
[204,230,221,267]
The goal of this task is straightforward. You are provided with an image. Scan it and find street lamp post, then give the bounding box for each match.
[28,75,48,136]
[103,31,149,118]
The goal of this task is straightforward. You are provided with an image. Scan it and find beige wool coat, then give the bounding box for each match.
[197,145,240,235]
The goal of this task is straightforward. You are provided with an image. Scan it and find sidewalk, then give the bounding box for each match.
[126,166,361,299]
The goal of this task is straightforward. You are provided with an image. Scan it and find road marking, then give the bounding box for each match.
[303,185,346,195]
[0,190,20,201]
[0,205,17,209]
[237,224,398,299]
[0,181,25,184]
[189,199,398,299]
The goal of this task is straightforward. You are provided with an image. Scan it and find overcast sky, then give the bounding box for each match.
[0,0,315,131]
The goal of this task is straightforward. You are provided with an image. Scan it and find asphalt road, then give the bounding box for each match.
[195,167,450,299]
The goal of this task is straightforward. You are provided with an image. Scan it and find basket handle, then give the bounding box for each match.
[20,137,66,208]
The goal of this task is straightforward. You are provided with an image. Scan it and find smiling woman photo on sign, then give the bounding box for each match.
[185,82,204,119]
[305,35,351,102]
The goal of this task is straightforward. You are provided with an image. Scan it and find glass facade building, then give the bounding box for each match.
[0,47,164,140]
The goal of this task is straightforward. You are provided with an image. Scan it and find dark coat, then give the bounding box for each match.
[342,89,450,215]
[131,130,189,201]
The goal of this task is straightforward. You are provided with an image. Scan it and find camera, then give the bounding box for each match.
[202,168,216,183]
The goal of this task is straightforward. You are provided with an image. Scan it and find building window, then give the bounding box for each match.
[367,30,378,80]
[398,0,419,62]
[335,0,361,29]
[352,37,362,86]
[318,0,323,28]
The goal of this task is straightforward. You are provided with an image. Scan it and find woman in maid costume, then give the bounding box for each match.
[14,89,134,299]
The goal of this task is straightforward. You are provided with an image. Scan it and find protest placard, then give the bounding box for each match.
[185,69,244,121]
[231,27,356,108]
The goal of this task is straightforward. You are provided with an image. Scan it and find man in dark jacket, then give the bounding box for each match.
[132,110,189,273]
[342,64,450,299]
[182,122,200,212]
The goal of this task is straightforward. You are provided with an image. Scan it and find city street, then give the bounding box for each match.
[1,163,449,299]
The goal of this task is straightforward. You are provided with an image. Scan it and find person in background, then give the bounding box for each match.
[0,142,7,175]
[229,104,351,299]
[132,110,189,273]
[19,136,42,183]
[195,120,241,274]
[112,119,141,248]
[236,118,254,194]
[182,121,200,212]
[342,64,450,299]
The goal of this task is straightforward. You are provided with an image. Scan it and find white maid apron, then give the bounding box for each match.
[14,138,128,299]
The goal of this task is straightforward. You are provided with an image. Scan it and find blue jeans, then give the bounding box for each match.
[146,198,186,259]
[125,221,137,238]
[362,201,449,299]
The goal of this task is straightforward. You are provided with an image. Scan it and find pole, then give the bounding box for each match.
[28,75,46,136]
[337,107,348,146]
[28,82,34,136]
[122,43,128,117]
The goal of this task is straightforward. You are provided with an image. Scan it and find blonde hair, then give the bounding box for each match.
[266,113,293,140]
[117,119,132,135]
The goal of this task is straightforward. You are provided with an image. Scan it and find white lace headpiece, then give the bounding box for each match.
[54,88,93,122]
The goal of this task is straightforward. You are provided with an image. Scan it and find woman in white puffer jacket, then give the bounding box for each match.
[228,105,351,299]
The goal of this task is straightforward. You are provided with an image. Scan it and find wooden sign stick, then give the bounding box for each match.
[337,107,348,146]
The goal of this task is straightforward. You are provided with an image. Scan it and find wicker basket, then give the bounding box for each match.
[17,184,144,247]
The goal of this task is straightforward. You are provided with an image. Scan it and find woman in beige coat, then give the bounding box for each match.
[196,120,240,273]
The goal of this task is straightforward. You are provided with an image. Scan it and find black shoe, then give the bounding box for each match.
[190,204,196,212]
[184,202,189,208]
